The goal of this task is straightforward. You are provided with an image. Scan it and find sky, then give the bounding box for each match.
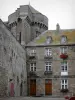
[0,0,75,30]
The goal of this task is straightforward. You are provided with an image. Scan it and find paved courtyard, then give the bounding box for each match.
[0,97,65,100]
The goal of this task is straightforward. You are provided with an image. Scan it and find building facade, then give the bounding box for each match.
[26,24,75,97]
[0,5,75,97]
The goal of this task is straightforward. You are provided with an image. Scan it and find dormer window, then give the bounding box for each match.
[46,36,52,44]
[61,36,67,44]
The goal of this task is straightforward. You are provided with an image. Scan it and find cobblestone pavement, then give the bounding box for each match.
[0,97,65,100]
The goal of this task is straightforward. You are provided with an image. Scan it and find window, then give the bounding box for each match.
[36,31,40,37]
[17,18,22,22]
[12,50,13,57]
[61,79,68,89]
[46,36,52,44]
[61,62,68,76]
[61,62,68,72]
[19,32,21,43]
[45,62,52,71]
[45,48,52,56]
[30,49,36,56]
[30,63,36,71]
[60,47,67,54]
[61,36,67,44]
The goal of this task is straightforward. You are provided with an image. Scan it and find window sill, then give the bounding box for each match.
[60,89,69,92]
[61,72,68,76]
[44,71,52,75]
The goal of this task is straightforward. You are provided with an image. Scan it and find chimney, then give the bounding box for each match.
[56,23,60,32]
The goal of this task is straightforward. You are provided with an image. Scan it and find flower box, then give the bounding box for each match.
[60,89,69,92]
[60,53,68,59]
[64,95,69,99]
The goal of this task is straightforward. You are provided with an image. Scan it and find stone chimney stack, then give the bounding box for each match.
[56,23,60,33]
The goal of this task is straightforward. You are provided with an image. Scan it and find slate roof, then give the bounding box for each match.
[27,29,75,46]
[28,5,41,14]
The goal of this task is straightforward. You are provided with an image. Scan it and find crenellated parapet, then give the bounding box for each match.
[31,21,48,30]
[9,21,17,29]
[8,5,48,45]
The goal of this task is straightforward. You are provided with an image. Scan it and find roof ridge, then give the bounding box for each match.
[28,5,41,14]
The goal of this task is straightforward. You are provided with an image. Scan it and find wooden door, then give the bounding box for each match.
[45,79,52,95]
[30,79,36,96]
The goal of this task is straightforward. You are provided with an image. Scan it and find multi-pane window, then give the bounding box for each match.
[30,63,36,71]
[45,48,52,56]
[30,49,36,56]
[45,62,52,71]
[60,47,67,54]
[61,79,68,89]
[61,62,68,72]
[61,36,67,44]
[46,36,52,44]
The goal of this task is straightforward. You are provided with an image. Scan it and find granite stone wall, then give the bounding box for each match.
[0,19,27,97]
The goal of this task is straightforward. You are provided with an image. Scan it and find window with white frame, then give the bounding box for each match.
[61,36,67,44]
[60,47,67,54]
[30,49,36,56]
[45,62,52,71]
[61,79,68,89]
[45,48,52,56]
[46,36,52,44]
[30,63,36,71]
[61,61,68,76]
[61,62,68,72]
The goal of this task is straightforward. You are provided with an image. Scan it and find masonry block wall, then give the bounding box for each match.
[8,5,48,46]
[26,45,75,96]
[0,19,27,96]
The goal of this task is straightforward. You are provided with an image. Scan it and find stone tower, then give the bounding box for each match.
[8,5,48,46]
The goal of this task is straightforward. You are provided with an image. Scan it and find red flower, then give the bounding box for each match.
[64,95,69,99]
[60,53,68,59]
